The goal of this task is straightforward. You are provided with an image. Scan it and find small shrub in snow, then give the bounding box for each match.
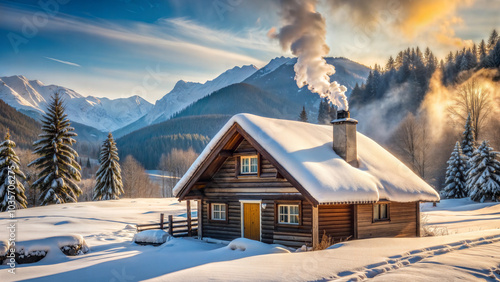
[466,141,500,202]
[60,244,89,256]
[133,230,171,245]
[11,235,89,264]
[15,249,48,264]
[313,231,351,251]
[421,214,449,237]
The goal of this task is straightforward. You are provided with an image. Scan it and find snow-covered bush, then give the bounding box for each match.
[12,235,89,264]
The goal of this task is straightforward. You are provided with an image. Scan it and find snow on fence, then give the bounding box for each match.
[136,213,198,237]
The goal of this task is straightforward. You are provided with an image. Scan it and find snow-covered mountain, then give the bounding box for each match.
[249,56,291,78]
[145,64,258,124]
[0,75,153,132]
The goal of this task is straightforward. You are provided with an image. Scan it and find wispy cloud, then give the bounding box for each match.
[0,5,273,68]
[44,57,81,67]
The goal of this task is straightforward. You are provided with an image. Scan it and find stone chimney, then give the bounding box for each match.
[331,110,358,167]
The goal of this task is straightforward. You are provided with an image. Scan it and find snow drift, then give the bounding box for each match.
[133,230,171,245]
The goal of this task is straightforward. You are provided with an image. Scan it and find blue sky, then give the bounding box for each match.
[1,0,499,102]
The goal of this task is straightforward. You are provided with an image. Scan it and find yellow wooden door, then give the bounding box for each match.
[243,203,260,241]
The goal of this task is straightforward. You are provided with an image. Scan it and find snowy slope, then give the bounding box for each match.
[145,64,258,124]
[0,75,153,132]
[1,198,500,281]
[249,56,291,78]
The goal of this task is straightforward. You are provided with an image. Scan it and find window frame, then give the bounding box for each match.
[372,203,390,222]
[209,202,228,223]
[240,155,259,175]
[275,201,302,226]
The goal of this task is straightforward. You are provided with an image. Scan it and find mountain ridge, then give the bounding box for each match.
[0,75,154,132]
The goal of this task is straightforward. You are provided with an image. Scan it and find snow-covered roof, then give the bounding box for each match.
[174,114,440,203]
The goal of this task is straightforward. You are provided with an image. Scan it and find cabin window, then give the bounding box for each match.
[373,203,389,221]
[278,204,300,225]
[240,156,258,174]
[211,203,227,221]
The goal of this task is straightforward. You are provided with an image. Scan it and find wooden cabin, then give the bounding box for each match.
[174,113,440,248]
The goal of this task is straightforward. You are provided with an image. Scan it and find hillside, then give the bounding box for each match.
[116,115,231,169]
[0,99,107,152]
[0,98,41,148]
[170,83,294,120]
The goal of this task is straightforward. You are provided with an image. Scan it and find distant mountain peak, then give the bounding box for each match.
[140,64,258,126]
[0,75,153,132]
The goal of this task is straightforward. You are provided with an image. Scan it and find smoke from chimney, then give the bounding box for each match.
[270,0,348,110]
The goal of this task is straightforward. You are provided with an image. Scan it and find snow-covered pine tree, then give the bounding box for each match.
[441,142,467,199]
[466,141,500,202]
[298,106,308,122]
[461,114,476,159]
[93,132,123,200]
[0,130,28,211]
[28,93,82,205]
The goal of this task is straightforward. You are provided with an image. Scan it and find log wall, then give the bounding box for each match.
[356,202,418,239]
[318,204,354,241]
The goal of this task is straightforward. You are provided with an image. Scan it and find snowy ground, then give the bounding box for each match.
[0,198,500,281]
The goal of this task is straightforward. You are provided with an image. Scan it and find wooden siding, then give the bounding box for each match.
[356,202,418,239]
[196,138,311,247]
[318,204,354,241]
[202,199,241,241]
[266,200,312,247]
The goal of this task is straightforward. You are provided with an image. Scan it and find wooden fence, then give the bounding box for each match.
[136,213,198,237]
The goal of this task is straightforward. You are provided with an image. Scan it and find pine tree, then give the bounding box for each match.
[298,106,308,122]
[385,56,395,71]
[0,130,28,211]
[93,133,123,201]
[483,40,500,68]
[466,141,500,202]
[317,99,330,124]
[86,157,91,169]
[441,142,468,199]
[487,29,499,51]
[461,114,476,159]
[28,93,82,205]
[478,39,487,62]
